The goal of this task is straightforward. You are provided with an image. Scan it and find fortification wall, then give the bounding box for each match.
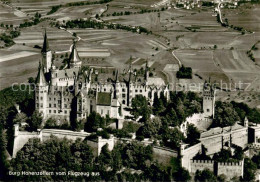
[41,129,90,141]
[232,129,248,148]
[217,160,244,180]
[13,125,90,158]
[200,135,223,155]
[190,160,214,174]
[153,146,178,164]
[181,143,202,171]
[87,136,115,156]
[13,130,41,158]
[186,114,212,131]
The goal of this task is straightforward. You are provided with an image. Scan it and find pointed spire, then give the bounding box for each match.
[41,29,50,53]
[69,40,81,64]
[115,69,119,83]
[35,61,47,86]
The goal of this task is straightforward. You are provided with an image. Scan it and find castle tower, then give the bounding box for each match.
[68,41,82,68]
[35,61,48,119]
[41,29,52,73]
[203,80,216,118]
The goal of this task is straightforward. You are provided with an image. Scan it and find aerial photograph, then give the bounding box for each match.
[0,0,259,181]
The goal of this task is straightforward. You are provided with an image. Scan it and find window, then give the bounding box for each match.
[135,90,138,92]
[207,109,210,112]
[122,100,125,105]
[54,104,56,107]
[65,110,67,114]
[104,88,106,92]
[140,90,142,93]
[122,94,126,98]
[54,110,56,113]
[40,103,43,108]
[65,104,67,108]
[107,110,110,116]
[49,97,51,101]
[40,97,43,100]
[36,97,38,100]
[49,104,52,107]
[54,98,56,101]
[101,109,103,115]
[49,110,51,113]
[36,103,39,108]
[122,88,125,92]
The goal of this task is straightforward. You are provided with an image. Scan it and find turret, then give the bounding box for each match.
[68,41,82,68]
[35,61,48,119]
[203,79,216,118]
[41,29,52,73]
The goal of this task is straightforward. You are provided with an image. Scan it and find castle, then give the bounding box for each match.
[35,30,169,123]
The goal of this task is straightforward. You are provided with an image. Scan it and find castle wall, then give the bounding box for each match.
[217,160,244,180]
[200,127,248,155]
[200,135,223,155]
[190,160,214,174]
[181,143,202,171]
[13,125,91,158]
[153,146,178,165]
[189,159,244,180]
[41,129,90,141]
[87,136,115,156]
[232,128,248,148]
[185,113,213,131]
[13,124,42,158]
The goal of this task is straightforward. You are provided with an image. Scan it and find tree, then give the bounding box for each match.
[13,112,28,124]
[27,111,42,131]
[131,95,152,122]
[84,112,105,132]
[136,117,162,138]
[0,123,9,180]
[242,158,257,181]
[185,124,200,146]
[213,149,232,162]
[195,169,217,182]
[164,107,179,126]
[213,102,240,127]
[173,167,191,182]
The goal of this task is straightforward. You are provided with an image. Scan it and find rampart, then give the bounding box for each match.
[153,146,178,164]
[87,136,115,156]
[181,142,202,171]
[189,159,244,180]
[217,160,244,180]
[190,160,214,174]
[13,124,91,158]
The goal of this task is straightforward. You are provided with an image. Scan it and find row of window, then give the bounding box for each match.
[49,110,68,114]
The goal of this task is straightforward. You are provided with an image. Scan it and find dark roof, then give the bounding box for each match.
[41,30,50,53]
[97,92,111,106]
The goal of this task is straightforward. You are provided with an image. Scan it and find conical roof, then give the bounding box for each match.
[69,41,81,64]
[35,61,47,86]
[41,29,50,53]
